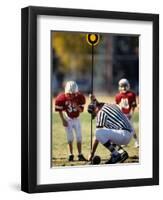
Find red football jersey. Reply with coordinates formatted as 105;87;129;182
55;92;86;118
115;91;137;114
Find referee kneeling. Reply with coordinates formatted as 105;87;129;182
88;96;134;164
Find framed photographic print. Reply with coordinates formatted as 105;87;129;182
21;6;159;193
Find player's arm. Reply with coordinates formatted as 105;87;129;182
55;95;68;127
115;94;119;104
58;111;68;127
75;93;86;113
130;93;137;114
88;138;99;161
76;105;84;112
74;103;84;113
131;103;136;114
115;94;121;105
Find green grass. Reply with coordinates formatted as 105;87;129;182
52;110;139;167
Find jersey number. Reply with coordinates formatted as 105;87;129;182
67;104;77;113
119;98;129;109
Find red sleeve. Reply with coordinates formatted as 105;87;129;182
55;93;65;112
131;92;137;107
76;93;86;112
115;94;121;104
77;93;86;105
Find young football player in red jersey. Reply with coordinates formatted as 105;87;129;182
115;78;139;148
55;81;87;161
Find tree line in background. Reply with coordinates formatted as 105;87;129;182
51;32;139;95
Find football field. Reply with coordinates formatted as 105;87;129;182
52;96;139;167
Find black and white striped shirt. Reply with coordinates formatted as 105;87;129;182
96;103;133;132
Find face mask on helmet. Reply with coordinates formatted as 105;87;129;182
118;79;130;93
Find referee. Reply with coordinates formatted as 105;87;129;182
88;95;134;164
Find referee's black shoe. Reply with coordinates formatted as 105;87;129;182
105;151;128;164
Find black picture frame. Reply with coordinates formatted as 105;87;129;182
21;6;159;193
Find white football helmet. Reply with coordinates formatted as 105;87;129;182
118;78;130;92
65;81;78;94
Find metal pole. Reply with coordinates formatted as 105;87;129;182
90;44;94;151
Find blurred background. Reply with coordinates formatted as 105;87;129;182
51;31;139;97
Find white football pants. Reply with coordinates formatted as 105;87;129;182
96;127;134;145
65;117;82;143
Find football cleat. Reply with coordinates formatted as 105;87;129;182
105;151;129;164
68;154;74;161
